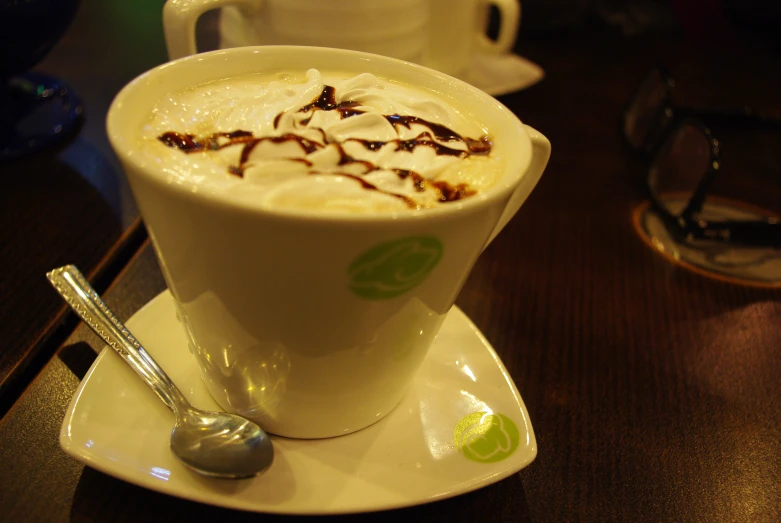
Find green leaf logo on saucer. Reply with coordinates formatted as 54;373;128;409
454;412;520;463
348;236;443;300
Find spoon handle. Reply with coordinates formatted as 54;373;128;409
47;265;187;413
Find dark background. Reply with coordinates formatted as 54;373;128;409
1;1;781;522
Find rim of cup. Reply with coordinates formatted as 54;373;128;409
107;45;532;223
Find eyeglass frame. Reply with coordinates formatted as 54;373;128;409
624;67;781;248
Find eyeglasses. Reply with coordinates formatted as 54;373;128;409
624;68;781;248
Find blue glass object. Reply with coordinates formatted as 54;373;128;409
1;0;83;161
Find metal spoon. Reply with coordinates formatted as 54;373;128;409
47;265;274;479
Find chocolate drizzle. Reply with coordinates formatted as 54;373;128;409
386;115;460;142
314;172;418;209
335;143;375;172
158;85;491;207
239;134;323;164
159;132;200;151
298;85;365;119
158;130;254;152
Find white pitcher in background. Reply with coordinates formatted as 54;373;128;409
164;0;520;78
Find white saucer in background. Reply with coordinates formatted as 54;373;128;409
60;290;536;515
460;52;544;96
218;32;544;98
633;196;781;288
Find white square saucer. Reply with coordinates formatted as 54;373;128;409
61;290;536;515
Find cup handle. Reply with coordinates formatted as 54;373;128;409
484;125;549;248
477;0;521;54
163;0;260;60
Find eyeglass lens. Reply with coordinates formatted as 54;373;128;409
624;69;667;150
648;122;712;217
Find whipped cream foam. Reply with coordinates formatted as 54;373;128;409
141;69;503;213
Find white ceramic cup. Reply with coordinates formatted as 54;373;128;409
163;0;520;77
107;45;549;438
164;0;429;63
425;0;520;77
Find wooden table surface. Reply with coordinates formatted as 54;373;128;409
2;1;781;521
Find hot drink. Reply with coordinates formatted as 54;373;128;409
141;69;504;213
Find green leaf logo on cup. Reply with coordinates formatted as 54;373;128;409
348;236;443;300
454;412;520;463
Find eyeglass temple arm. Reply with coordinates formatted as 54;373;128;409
676;106;781;131
694;218;781;248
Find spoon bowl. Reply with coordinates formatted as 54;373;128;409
47;265;274;479
171;407;273;478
